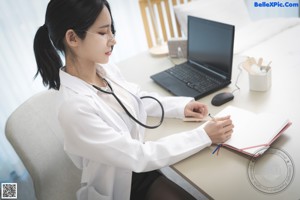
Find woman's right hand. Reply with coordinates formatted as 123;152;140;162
204;116;234;144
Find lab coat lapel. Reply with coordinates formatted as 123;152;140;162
90;91;129;133
96;63;147;140
104;76;147;141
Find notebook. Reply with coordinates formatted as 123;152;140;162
151;16;235;100
205;106;292;157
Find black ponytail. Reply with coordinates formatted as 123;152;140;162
33;24;62;90
33;0;114;90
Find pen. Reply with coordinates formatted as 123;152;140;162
208;113;223;155
208;113;215;121
212;144;222;155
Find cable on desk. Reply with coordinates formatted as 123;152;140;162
231;59;245;95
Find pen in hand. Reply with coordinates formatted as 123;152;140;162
208;113;222;155
212;144;222;155
208;113;215;121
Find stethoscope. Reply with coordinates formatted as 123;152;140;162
92;78;164;129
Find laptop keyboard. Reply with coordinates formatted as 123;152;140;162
166;64;222;93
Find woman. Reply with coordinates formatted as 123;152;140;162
33;0;234;199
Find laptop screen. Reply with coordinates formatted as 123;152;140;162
188;16;235;79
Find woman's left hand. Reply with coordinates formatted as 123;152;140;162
184;101;208;119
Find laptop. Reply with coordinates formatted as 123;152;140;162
150;16;235;100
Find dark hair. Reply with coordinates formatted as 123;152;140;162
33;0;115;90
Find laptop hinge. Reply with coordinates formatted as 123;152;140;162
189;60;227;80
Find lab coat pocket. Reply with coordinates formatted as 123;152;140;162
77;186;111;200
88;186;111;200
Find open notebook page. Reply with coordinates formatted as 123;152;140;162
212;106;290;155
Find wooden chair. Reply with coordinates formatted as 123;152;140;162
139;0;190;48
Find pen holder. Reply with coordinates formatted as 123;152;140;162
168;38;187;58
249;68;272;92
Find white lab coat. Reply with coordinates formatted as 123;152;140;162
58;62;212;200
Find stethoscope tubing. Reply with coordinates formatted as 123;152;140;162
92;79;164;129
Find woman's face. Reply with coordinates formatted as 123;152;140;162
77;6;116;64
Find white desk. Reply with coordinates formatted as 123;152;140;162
117;51;300;200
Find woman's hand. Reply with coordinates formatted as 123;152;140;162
184;101;208;119
204;116;234;144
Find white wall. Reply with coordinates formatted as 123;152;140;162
109;0;148;61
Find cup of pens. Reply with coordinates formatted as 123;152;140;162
243;57;272;92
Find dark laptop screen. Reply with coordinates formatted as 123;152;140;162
188;16;235;79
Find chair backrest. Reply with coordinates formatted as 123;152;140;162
5;90;81;200
139;0;190;48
